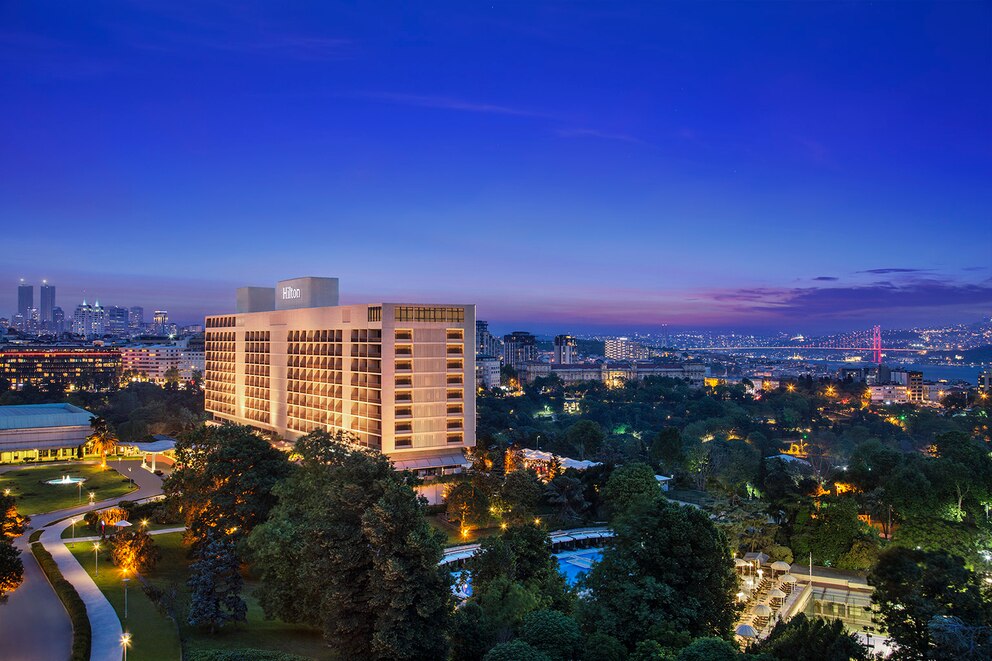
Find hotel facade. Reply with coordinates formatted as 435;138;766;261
205;277;476;474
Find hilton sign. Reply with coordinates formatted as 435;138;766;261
281;286;302;300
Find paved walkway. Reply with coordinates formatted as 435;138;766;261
0;460;164;661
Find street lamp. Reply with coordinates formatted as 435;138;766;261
120;633;132;661
128;467;133;487
122;570;130;619
77;481;83;503
93;543;100;576
88;492;95;506
71;518;79;541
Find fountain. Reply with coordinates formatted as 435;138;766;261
45;474;87;485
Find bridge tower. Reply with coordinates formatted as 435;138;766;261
871;325;882;364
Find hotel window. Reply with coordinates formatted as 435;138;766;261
396;360;413;371
447;404;463;415
447;359;463;370
396;406;412;417
395;329;413;342
395;436;412;448
446;433;463;444
368;306;382;322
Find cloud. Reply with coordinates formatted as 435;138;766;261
555;127;646;145
857;268;931;275
813;276;839;281
356;92;551;118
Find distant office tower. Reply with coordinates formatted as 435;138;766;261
52;307;65;333
128;306;144;329
72;300;106;338
153;310;169;335
106;306;129;336
17;281;33;317
604;337;648;361
553;335;577;364
502;331;537;369
205;276;475;475
39;281;55;324
476;320;502;357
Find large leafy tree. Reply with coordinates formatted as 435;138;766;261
544;475;589;525
187;535;247;633
601;462;658;517
564;420;605;460
446;481;490;528
749;613;866;660
578;496;738;646
165;423;292;549
110;529;160;573
247;430;450;660
869;547;992;660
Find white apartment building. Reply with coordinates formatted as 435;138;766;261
205;277;475;474
476;355;501;389
604;337;648;361
120;345;183;384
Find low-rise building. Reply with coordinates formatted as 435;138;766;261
476;355;501;389
0;346;121;391
0;403;92;463
869;384;909;404
523;361;705;387
119;345;183;384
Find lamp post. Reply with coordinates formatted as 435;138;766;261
88;491;95;506
120;633;131;661
93;543;100;576
122;571;130;619
77;480;83;503
71;518;79;541
128;467;133;487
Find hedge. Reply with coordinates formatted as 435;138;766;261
185;650;310;661
32;543;91;661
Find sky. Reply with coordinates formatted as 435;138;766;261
1;1;990;334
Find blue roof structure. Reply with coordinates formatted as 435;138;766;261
0;403;93;430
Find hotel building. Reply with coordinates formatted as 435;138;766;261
205;277;476;473
0;346;121;391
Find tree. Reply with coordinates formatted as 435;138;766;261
0;494;24;603
450;601;495;661
187;535;247;633
564;420;605;460
650;427;683;471
677;637;740;661
579;496;738;646
580;633;626;661
86;415;118;467
520;610;580;661
247;430;450;659
790;499;869;567
501;470;545;522
750;614;866;660
869;547;992;660
544;475;589;525
601;462;659;518
165;423;292;549
468;523;572;612
484;639;551;661
110;529;160;573
446;481;490;528
163;366;181;386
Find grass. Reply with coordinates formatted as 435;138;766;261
0;464;137;515
71;532;328;660
33;543;91;661
68;540;182;661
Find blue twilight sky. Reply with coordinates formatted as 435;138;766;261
1;1;990;334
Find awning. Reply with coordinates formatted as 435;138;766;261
392;453;470;471
130;439;177;453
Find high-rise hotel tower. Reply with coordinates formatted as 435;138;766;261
205;277;475;473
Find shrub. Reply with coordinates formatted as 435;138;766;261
185;650;310;661
32;544;91;661
484;640;552;661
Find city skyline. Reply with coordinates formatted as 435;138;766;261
2;2;990;332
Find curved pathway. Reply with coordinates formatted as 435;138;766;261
0;460;164;661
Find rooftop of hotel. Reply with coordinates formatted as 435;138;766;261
0;403;93;430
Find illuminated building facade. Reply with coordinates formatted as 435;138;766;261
604;337;649;361
523;361;706;387
502;331;537;369
553;334;576;364
205;277;476;473
119;345;183;384
0;347;121;391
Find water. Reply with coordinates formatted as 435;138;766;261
814;360;981;385
44;475;86;485
451;547;604;598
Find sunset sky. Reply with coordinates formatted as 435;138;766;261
2;2;990;333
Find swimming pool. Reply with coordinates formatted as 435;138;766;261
451;547;604;598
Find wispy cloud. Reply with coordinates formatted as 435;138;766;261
857;268;931;275
555;127;647;145
356;92;551;118
813;276;838;281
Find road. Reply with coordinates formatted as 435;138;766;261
0;460;164;661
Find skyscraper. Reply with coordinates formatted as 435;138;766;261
17;280;32;317
553;334;576;364
39;281;55;324
128;306;144;329
72;300;106;338
153;310;168;335
502;331;537;369
106;306;129;336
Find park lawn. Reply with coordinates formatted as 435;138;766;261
1;464;137;515
148;533;328;660
68;540;183;661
